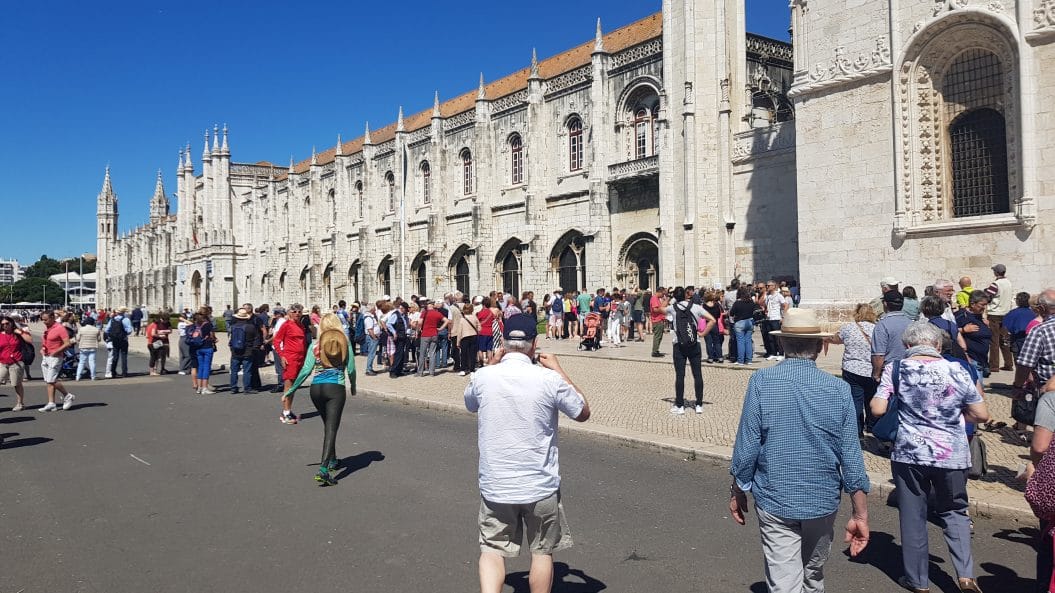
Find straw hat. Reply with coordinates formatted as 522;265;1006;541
768;309;833;338
318;329;348;368
233;308;252;320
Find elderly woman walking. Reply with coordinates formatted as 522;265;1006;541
870;322;990;593
827;303;877;436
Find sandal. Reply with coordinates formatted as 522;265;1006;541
982;421;1007;432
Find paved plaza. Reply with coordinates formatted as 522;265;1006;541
0;351;1038;593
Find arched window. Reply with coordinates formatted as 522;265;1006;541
420;161;431;204
501;251;519;297
385;171;395;212
415;262;427;295
326;189;336;231
510;134;524;185
454;257;470;295
634;108;653;159
567;118;583;171
943;50;1009;217
378;257;392;296
461;149;474;195
355;180;364;219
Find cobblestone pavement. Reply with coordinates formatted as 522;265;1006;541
92;326;1035;518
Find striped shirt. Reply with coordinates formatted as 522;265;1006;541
1018;316;1055;383
730;358;870;520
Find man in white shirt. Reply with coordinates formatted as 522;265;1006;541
762;282;789;360
464;314;590;593
984;263;1015;371
362;304;380;376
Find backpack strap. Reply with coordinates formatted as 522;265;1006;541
892;359;901;401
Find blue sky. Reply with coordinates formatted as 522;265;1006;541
0;0;790;265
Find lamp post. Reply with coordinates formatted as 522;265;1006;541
64;260;69;308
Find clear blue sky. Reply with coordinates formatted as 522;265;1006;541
0;0;790;265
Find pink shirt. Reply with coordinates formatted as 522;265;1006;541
42;323;68;356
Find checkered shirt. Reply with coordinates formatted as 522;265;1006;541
730;358;870;520
1018;316;1055;383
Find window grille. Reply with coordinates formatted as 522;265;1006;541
461;150;474;195
421;162;431;204
385;172;395;212
510;135;523;185
942;49;1009;217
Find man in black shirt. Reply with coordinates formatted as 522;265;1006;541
229;308;262;394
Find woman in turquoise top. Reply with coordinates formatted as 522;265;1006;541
286;314;356;485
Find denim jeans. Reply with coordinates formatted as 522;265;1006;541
365;335;379;371
734;319;754;364
195;348;215;381
437;331;450;367
704;329;723;361
230;355;253;392
841;369;878;434
762;319;783;356
77;349;96;380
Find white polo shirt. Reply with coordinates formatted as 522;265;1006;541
464;353;585;504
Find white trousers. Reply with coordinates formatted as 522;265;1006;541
607;319;621;345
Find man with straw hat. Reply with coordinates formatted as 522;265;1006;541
729;308;871;593
285;313;356;486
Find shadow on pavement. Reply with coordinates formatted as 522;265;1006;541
505;562;606;593
978;561;1036;592
334;450;385;482
0;432;53;450
846;530;958;593
0;416;35;424
300;410;321;420
67;402;108;412
992;526;1041;547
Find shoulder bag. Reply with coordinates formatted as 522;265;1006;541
872;360;901;442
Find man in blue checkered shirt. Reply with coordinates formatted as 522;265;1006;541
729;308;870;593
1014;288;1055;390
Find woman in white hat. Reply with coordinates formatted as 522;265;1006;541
285;313;356;486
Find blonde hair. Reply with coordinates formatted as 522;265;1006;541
318;313;344;334
852;303;877;323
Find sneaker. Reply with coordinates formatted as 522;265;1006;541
200;388;216;395
733;362;744;366
695;405;703;415
12;403;24;412
774;355;785;361
365;370;377;376
231;389;241;394
280;411;299;425
105;374;113;379
314;467;337;486
40;402;57;412
458;371;467;376
178;371;187;375
62;394;75;411
670;406;685;415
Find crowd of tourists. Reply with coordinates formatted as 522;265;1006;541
2;265;1054;593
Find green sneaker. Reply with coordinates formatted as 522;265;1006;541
314;467;337;486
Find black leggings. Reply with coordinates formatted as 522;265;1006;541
310;382;347;466
673;341;704;408
459;336;478;373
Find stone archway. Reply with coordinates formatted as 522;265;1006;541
549;230;587;294
410;251;429;297
618;232;660;290
494;238;524;297
377;256;393;297
190;270;202;310
448;245;472;296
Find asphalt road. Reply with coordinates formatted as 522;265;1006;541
0;364;1041;593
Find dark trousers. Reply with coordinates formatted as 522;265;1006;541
562;314;576;339
704;330;723;361
673;341;704;408
1039;520;1054;593
761;319;783;356
179;337;193;372
727;330;738;360
250;348;265;390
842;369;878;434
451;338;461;371
390;338;408;377
230;355;253;392
110;342;129;376
309;382;346;466
459;336;479;373
892;462;973;588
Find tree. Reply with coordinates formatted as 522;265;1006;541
7;277;64;304
23;255;63;279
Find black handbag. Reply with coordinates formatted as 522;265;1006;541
1012;392;1038;425
19;336;35;365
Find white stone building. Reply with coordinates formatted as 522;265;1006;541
97;3;802;312
792;0;1054;317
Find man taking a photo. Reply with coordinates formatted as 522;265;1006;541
464;313;590;593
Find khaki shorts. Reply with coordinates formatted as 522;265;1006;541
41;356;62;384
478;490;572;557
0;361;25;386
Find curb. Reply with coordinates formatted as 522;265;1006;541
355;386;1035;523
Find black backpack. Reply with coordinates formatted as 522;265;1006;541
107;316;128;345
393;314;407;340
673;302;698;346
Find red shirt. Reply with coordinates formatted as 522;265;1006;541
42;322;69;356
419;308;445;338
650;295;666;323
0;332;24;364
274;317;307;360
477;308;495;336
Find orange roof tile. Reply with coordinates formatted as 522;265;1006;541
278;12;661;180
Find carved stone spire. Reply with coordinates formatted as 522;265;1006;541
477;72;486;100
221;124;229;155
184;144;192;171
432;91;441;117
212;124;220;153
311;146;318;166
178;148;184;172
594;17;605;52
202;130;211;161
364;121;372;145
101;165;114;198
396;106;405;132
150;169;168;221
336;133;343;156
288;155;295;175
529;48;540;79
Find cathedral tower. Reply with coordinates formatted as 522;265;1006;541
96;166;118;308
149;169;169;224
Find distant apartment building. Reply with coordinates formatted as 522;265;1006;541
0;259;23;285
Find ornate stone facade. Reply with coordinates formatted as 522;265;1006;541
793;0;1054;318
97;3;799;311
